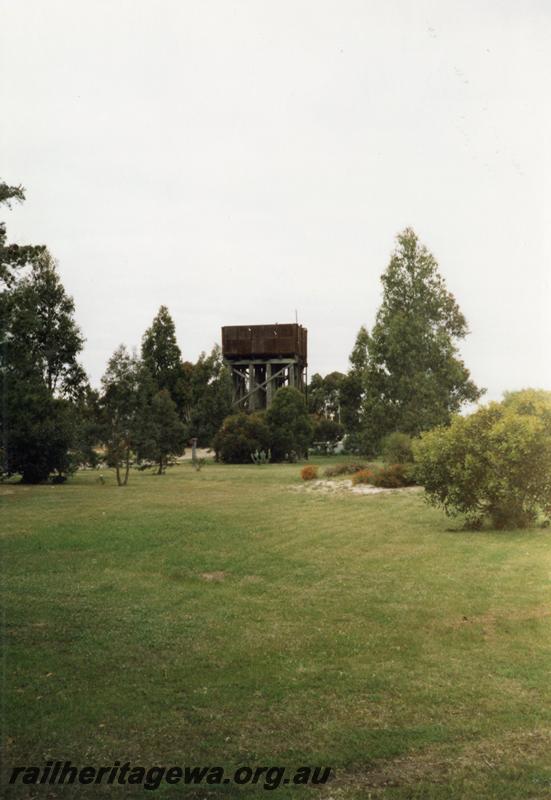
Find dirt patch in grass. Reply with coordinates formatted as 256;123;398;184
200;571;228;582
449;605;551;629
445;605;551;641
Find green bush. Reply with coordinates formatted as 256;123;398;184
413;390;551;529
213;412;271;464
266;387;313;462
381;432;414;464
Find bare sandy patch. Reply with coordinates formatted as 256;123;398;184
290;479;422;496
200;571;227;582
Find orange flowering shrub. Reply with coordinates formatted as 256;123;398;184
300;465;319;481
351;469;375;485
352;464;414;487
371;463;412;488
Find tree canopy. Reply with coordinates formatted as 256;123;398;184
266;387;313;461
135;388;187;474
1;208;86;482
355;228;483;452
7;251;85;397
0;181;45;288
99;346;141;486
141;305;183;399
307;371;345;419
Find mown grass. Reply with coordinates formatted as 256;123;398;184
2;459;551;798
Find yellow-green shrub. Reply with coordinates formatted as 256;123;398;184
413;389;551;529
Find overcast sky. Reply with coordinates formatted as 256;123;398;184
2;0;550;401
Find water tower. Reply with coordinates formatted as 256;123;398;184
221;323;307;410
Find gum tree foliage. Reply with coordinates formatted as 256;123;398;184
413;390;551;529
266;387;313;462
0;181;46;289
311;416;345;445
1;238;86;482
185;345;233;446
72;386;102;468
140;308;232;444
101;345;187;480
135;388;187;475
141;305;185;403
340;326;370;434
307;371;345;419
3;378;77;484
99;346;142;486
356;229;482;453
310;416;345;455
7;251;86;396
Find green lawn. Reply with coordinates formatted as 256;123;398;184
2;460;551;798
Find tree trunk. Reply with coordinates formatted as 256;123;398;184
115;463;122;486
157;455;163;475
123;450;130;485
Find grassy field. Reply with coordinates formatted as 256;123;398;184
2;459;551;799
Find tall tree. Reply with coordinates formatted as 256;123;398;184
135;388;187;474
7;250;86;396
141;306;183;400
186;345;232;446
358;228;483;452
99;346;141;486
2;248;86;481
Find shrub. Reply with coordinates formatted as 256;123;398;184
266;387;313;462
301;465;319;481
213;412;271;464
251;449;270;465
352;463;413;488
352;468;376;485
324;463;366;477
413;390;551;529
371;463;413;488
381;432;414;464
